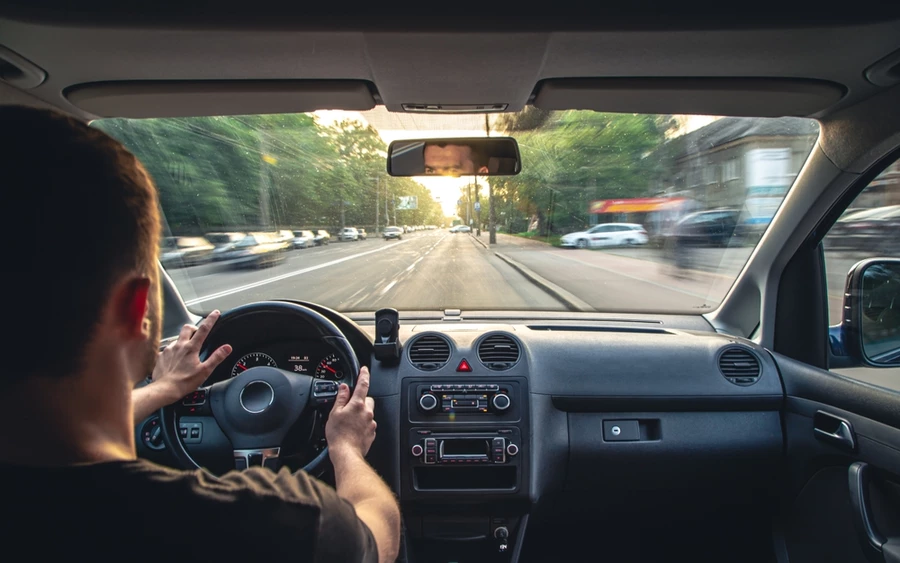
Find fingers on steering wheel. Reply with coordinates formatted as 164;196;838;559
190;310;220;348
178;323;197;342
351;367;370;402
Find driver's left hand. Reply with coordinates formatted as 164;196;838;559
151;310;232;400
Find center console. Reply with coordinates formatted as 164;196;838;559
400;377;529;562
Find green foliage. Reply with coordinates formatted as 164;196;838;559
94;114;445;235
487;111;676;235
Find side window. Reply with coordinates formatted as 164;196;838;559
824;158;900;371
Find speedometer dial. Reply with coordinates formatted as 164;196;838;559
315;354;344;380
231;352;277;377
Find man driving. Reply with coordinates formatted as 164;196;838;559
423;142;490;176
0;106;400;563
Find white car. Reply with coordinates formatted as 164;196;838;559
560;223;649;249
339;227;359;241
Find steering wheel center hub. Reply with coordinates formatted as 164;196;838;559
240;380;275;413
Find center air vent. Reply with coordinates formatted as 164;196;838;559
718;347;761;386
477;334;521;370
408;334;451;371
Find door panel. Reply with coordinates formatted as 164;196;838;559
774;352;900;563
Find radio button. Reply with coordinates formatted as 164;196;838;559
411;444;423;457
419;393;439;412
492;437;506;463
492;393;511;411
424;438;437;464
506;443;519;456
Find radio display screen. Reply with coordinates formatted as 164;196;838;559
442;439;490;457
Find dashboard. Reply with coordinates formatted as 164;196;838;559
136;305;788;562
210;341;350;383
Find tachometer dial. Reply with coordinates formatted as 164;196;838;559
231;352;277;377
315;354;344;380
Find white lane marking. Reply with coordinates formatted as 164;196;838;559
380;280;397;295
185;238;413;306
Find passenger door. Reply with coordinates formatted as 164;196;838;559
774;156;900;563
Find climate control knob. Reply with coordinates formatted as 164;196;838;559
411;444;423;457
419;393;439;412
492;393;511;411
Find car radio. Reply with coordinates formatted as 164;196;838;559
408;429;521;465
415;383;512;415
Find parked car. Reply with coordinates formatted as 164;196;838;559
667;209;739;247
292;230;315;249
357;228;367;240
827;204;900;253
206;232;246;261
452;225;471;233
225;232;288;269
275;229;295;248
383;226;403;240
314;230;331;245
560;223;649;249
339;227;359;241
159;236;215;268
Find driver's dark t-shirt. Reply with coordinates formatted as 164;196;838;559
0;459;378;562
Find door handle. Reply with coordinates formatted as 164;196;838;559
813;410;857;451
848;462;900;563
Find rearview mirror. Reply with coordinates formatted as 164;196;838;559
832;258;900;366
387;137;521;177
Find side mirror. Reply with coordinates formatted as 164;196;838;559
831;258;900;367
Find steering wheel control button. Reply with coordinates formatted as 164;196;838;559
182;389;208;406
492;437;507;463
313;380;339;405
603;420;640;442
423;438;437;464
506;443;519;456
179;422;203;444
492;393;511;411
411;444;424;457
419;393;439;412
239;380;275;414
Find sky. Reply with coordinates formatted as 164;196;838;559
315;109;720;217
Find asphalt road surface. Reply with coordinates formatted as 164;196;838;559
168;229;872;320
168;230;561;313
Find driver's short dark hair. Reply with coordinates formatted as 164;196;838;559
1;106;160;381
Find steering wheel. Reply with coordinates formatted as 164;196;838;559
160;301;360;474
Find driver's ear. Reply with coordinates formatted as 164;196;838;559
110;275;151;339
477;166;489;174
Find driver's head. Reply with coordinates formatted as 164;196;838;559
424;143;489;176
2;106;162;388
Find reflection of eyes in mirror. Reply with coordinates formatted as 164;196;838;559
423;143;490;177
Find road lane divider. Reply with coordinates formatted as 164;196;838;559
185;238;413;306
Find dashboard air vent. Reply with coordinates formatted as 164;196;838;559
718;347;761;386
477;334;521;370
408;335;451;371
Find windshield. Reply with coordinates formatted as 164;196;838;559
94;109;818;315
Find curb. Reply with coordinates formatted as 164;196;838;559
469;233;489;249
494;252;593;312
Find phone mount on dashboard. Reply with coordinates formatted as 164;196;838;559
374;308;401;364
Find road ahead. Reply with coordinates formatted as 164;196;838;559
168;230;561;313
167;229;866;321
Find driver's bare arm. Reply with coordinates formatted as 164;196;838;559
325;367;401;563
132;311;232;424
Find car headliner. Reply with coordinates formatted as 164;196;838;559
0;5;898;121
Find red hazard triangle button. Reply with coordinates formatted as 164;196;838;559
456;359;473;372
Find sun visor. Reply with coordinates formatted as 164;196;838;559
65;80;377;118
532;78;846;117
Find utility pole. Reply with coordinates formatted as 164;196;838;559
257;132;272;229
466;184;471;226
375;176;380;235
485;114;496;244
475;182;481;236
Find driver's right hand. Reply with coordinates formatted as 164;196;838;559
325;367;377;460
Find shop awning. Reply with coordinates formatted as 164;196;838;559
589;197;687;214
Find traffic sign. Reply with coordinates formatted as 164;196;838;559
474;202;481;212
